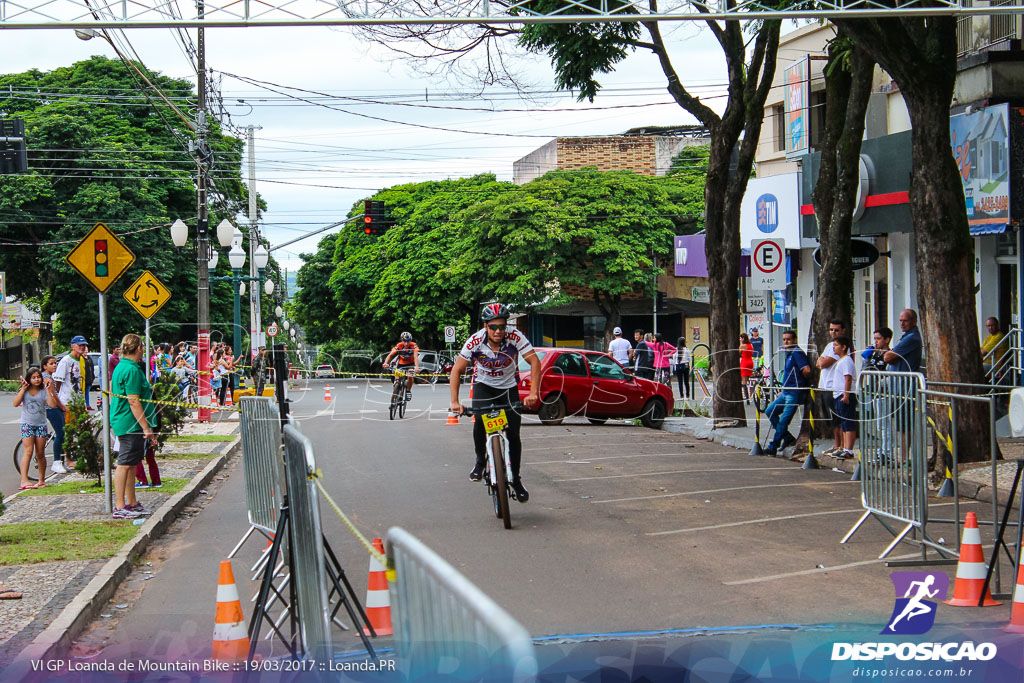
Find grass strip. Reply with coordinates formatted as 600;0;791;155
21;478;188;497
156;451;217;460
0;520;138;565
166;434;235;443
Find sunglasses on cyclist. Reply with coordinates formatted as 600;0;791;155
487;324;507;331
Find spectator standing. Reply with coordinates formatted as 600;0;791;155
749;328;764;364
764;330;811;455
981;317;1009;375
674;337;691;399
817;320;847;457
634;331;654;380
224;345;236;400
607;327;632;366
652;332;677;384
884;309;923;373
739;333;754;404
81;346;95;411
831;336;858;459
15;366;56;489
156;344;173;378
860;328;893;459
108;347;121;388
40;355;67;475
52;336;86;473
110;334;156;519
251;345;268;396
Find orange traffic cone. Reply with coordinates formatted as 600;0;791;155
212;560;250;661
1005;545;1024;632
225;390;233;407
446;411;459;425
945;512;1002;607
362;538;393;636
323;385;332;402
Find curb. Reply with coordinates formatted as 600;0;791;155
663;419;1016;512
6;435;241;671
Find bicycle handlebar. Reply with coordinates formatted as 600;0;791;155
461;402;523;416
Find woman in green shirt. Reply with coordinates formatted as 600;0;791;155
110;334;157;520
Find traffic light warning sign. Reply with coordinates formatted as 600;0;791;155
66;223;136;293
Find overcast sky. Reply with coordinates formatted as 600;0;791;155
0;23;738;274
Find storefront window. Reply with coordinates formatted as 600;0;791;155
997;230;1017;258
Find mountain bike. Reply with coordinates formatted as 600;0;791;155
750;363;778;413
12;432;55;483
388;367;411;420
463;402;522;530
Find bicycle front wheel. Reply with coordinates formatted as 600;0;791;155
752;384;771;413
491;437;512;529
389;382;401;420
13;437;54;483
399;395;407;419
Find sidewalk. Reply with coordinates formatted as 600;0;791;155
0;412;241;669
664;398;1024;509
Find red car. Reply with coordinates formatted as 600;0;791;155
516;347;674;429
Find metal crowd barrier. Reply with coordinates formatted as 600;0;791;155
283;424;333;661
386;527;537;682
229;396;286;562
844;370;941;560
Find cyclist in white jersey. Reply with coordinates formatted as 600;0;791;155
450;303;541;502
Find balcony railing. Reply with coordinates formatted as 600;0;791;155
957;0;1022;55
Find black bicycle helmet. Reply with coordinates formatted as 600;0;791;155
481;303;510;322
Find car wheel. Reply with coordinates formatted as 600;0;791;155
640;399;666;429
587;417;608;425
537;395;567;426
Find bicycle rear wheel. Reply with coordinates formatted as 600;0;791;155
12;437;54;483
491;437;512;529
399;394;407;419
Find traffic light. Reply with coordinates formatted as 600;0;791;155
94;239;109;277
656;291;667;312
363;200;387;235
0;119;27;175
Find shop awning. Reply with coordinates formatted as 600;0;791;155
970;223;1008;236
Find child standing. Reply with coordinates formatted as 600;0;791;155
831;336;858;459
15;366;56;489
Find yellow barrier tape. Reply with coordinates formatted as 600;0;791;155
808;388;816;458
926;415;954;454
101;389;241;412
326;371;449;378
308;471;393;579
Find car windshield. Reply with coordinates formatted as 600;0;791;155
517;351;545;372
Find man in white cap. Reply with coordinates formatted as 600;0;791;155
608;326;632;366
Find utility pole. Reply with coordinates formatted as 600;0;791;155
247;125;262;364
195;1;211;422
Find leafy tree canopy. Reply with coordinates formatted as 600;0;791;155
292;167;704;349
0;56;274;349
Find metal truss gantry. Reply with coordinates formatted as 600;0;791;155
1;0;1023;29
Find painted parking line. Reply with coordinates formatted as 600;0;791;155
554;466;797;482
524;440;694;452
648;508;864;536
531;451;737;465
723;552;923;585
593;480;858;504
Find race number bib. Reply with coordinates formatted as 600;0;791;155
482;410;509;434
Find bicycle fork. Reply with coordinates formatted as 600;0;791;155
485;433;513;491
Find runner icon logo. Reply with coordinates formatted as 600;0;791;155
881;571;949;635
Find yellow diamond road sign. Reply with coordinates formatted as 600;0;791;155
124;270;172;320
66;222;136;293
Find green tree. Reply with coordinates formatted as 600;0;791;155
0;56;257;349
460;169;698;340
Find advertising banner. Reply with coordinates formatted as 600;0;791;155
785;56;809;158
740;173;802;248
674;234;708;277
951;103;1011;234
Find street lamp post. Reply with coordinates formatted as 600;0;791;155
211;225;268;393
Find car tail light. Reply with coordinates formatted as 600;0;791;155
520;376;531;389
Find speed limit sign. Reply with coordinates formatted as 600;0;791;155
444;326;456;343
267;324;279;338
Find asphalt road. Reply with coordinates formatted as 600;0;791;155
67;378;1005;666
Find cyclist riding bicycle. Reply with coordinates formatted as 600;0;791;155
383;332;421;401
449;303;541;503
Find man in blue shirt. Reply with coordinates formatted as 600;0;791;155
884;309;922;373
764;330;811;455
749;328;764;363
